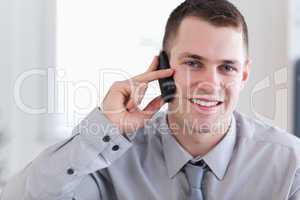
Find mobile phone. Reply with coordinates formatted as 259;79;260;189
158;51;176;103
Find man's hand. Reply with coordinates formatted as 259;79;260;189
101;56;175;135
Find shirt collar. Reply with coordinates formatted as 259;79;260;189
196;116;237;180
158;111;237;180
155;111;192;178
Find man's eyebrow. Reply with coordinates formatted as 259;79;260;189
178;52;241;65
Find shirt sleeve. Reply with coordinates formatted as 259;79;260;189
289;169;300;200
1;107;133;200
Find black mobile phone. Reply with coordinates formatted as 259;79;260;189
158;51;176;103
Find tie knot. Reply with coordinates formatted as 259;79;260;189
190;160;206;167
184;161;205;188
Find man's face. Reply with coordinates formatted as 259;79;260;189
168;16;250;134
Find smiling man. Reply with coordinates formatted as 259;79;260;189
166;14;250;158
2;0;300;200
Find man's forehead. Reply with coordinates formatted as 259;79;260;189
177;17;243;44
170;17;246;63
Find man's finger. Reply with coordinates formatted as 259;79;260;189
133;68;174;83
142;95;166;116
125;83;148;110
146;56;159;72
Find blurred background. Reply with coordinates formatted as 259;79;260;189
0;0;300;191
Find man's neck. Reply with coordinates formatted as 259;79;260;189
166;113;232;157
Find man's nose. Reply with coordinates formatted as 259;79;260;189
197;68;221;93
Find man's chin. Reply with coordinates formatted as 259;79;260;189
183;117;214;129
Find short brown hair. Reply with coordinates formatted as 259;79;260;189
162;0;249;57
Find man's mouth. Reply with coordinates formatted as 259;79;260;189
188;97;224;110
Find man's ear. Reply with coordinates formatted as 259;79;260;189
241;58;252;90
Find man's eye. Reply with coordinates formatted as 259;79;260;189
220;64;237;73
184;60;202;69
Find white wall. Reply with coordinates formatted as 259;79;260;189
0;0;56;185
231;0;293;131
0;0;13;187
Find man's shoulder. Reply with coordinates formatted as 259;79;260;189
234;110;300;153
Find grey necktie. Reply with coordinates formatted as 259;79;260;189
184;160;206;200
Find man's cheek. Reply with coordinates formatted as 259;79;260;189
223;84;240;107
175;80;190;96
224;79;243;95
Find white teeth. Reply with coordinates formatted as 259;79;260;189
190;98;220;107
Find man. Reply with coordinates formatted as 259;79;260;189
2;0;300;199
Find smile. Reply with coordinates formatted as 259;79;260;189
189;98;223;111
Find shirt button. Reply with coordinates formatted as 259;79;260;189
112;145;119;151
67;168;75;175
102;135;111;142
